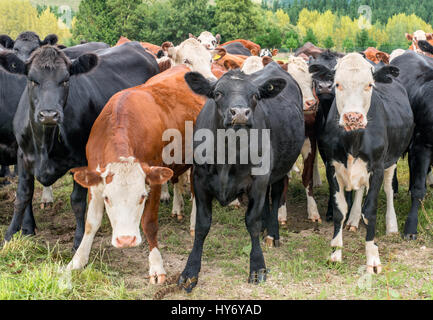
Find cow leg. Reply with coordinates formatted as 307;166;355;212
178;185;213;293
246;179;268;284
345;187;364;232
67;187;104;270
5;155;35;242
384;164;398;234
265;179;284;247
329;165;348;263
171;182;184;221
325;163;335;222
302;137;320;222
141;184;166;285
190;196;197;237
405;141;432;239
313;149;322;187
262;186;271;240
160;182;170;202
362;168;384;274
392;168;399;195
277;175;288;225
70;180;87;250
40;186;54;209
21;204;36;235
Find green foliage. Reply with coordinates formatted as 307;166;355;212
323;35;334;49
342;37;354;52
255;27;282;49
304;28;318;45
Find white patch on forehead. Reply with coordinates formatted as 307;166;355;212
230;75;243;80
413;30;427;41
286;56;315;103
332;155;370;191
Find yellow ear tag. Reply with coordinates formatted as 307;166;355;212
213;54;221;61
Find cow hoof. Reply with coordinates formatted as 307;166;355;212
403;234;417;241
264;237;280;248
150;273;166;285
326;214;333;222
330;249;342;262
178;274;198;293
190;230;195;237
366;264;382;274
177;215;184;221
278;220;287;226
309;217;322;223
171;213;176;219
40;202;53;210
346;225;357;232
248;268;268;284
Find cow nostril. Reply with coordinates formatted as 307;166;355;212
245;109;250;116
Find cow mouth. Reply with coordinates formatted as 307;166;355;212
343;122;366;131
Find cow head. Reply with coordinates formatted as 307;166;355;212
286;56;317;112
72;157;173;248
259;49;278;58
167;38;217;80
190;31;221;50
308;50;342;100
334;53;399;132
0;46;98;126
240;56;263;74
0;31;58;61
406;30;433;54
185;70;286;129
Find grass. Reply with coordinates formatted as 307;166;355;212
0;156;432;300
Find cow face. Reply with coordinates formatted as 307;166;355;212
406;30;433;54
308;51;340;100
0;46;98;126
334;53;399;131
73;158;173;248
259;49;278;58
286;56;316;111
191;31;221;50
185;70;286;128
168;38;217;81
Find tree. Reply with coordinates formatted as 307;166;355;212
0;0;39;38
304;28;318;45
323;36;334;49
213;0;262;41
342;37;354;52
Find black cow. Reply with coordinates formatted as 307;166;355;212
0;42;159;249
178;62;304;292
222;42;252;56
390;41;433;239
320;53;414;273
62;42;110;60
0;32;58;61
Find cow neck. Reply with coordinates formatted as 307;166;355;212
29;117;62;155
341;129;365;159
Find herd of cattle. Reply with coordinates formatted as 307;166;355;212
0;28;433;292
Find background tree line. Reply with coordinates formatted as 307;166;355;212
1;0;433;54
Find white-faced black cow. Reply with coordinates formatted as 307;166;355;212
320;53;414;273
178;62;304;292
390;41;433;239
0;42;159;249
0;31;58;61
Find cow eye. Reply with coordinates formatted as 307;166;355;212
61;80;69;87
198;39;202;43
214;91;223;101
139;194;146;204
183;59;191;65
335;83;342;90
30;80;39;87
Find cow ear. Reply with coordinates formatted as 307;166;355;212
41;34;58;46
144;166;173;186
189;33;196;39
0;52;26;74
223;59;240;70
212;47;226;61
405;33;413;41
258;78;286;100
70;53;98;76
262;56;273;67
373;65;399;83
418;40;433;55
71;167;102;188
427;33;433;40
250;48;259;56
309;64;334;81
272;49;279;56
57;44;67;50
0;35;15;49
376;52;389;64
185;72;214;98
161;41;173;52
215;34;221;44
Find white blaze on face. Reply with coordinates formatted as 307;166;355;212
241;56;264;75
285;56;316;110
260;49;272;57
334;53;374;130
389;49;406;62
168;38;216;80
197;31;218;50
99;157;149;248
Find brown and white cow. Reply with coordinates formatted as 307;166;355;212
406;30;433;57
67;66;206;284
189;31;221;50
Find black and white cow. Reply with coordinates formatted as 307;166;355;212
0;32;58;61
320;53;414;273
390;41;433;239
0;42;159;249
178;62;304;291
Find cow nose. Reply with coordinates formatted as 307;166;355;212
304;99;317;111
115;236;137;248
342;112;365;131
38;110;60;125
230;107;251;125
318;82;333;92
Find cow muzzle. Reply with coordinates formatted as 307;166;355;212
342;112;366;131
115;235;138;248
38;110;61;126
229;107;251;126
304;99;317;113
